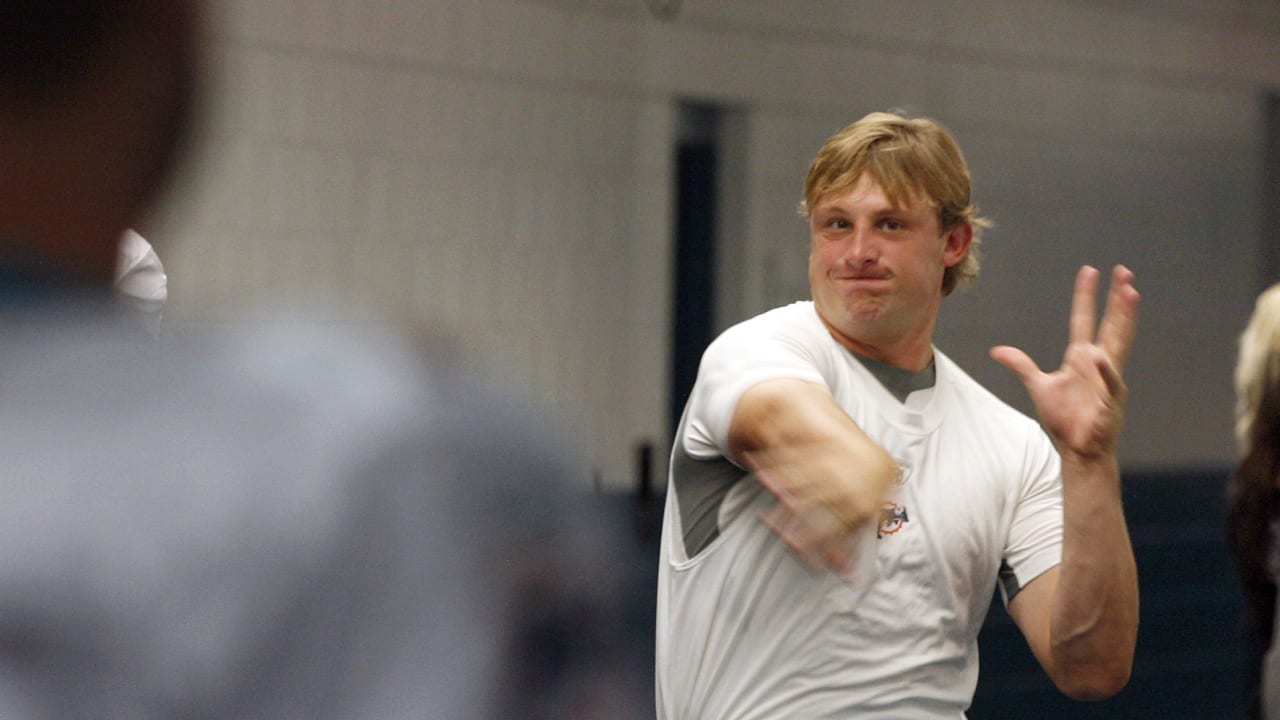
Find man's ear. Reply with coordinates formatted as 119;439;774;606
941;221;973;267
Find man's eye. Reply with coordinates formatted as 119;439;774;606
827;218;851;229
880;219;904;231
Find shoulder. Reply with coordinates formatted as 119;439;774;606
729;300;821;333
696;301;838;383
711;301;827;353
143;320;437;459
935;349;1044;438
176;318;576;478
933;352;1060;494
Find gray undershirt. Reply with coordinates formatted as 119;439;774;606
848;352;936;403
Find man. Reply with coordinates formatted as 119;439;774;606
0;3;645;718
656;111;1139;718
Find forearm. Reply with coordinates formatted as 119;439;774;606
996;264;1140;699
729;379;898;545
1049;453;1139;698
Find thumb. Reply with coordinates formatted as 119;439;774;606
989;345;1042;385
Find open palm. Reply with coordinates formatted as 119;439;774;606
990;265;1140;461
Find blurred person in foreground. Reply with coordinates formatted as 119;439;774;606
1228;282;1280;719
656;111;1140;718
0;2;645;718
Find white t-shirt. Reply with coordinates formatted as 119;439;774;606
656;301;1062;720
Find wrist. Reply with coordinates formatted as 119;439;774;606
1058;452;1122;498
1058;449;1118;471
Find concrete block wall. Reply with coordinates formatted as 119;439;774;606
150;0;1280;487
154;0;674;488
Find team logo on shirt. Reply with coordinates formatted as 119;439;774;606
878;501;909;537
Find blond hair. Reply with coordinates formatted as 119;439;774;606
799;111;990;295
1235;283;1280;455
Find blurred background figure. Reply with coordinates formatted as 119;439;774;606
0;1;647;718
1228;282;1280;720
114;229;168;336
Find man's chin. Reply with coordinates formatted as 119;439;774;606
842;297;888;323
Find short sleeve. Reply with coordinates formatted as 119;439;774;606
682;307;828;459
998;432;1063;605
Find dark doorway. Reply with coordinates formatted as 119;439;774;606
670;102;723;436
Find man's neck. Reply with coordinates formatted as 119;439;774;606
814;306;936;371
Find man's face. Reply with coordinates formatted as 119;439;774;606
807;172;968;366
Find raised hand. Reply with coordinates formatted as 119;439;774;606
989;265;1140;462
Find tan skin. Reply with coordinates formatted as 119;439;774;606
993;264;1140;698
730;173;1139;699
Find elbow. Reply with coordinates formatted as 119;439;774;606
1054;661;1132;701
1048;611;1138;701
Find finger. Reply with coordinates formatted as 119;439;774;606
1095;350;1127;400
762;500;858;572
760;505;826;571
1069;265;1101;345
1096;264;1140;373
819;536;855;573
753;465;823;516
753;466;800;507
989;345;1043;386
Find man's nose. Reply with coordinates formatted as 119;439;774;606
842;226;877;265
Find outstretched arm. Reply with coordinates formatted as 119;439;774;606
990;265;1140;700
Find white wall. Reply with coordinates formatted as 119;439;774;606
151;0;1280;487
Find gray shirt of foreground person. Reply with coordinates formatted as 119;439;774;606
0;302;645;720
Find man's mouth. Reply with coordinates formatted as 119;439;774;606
835;272;891;282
